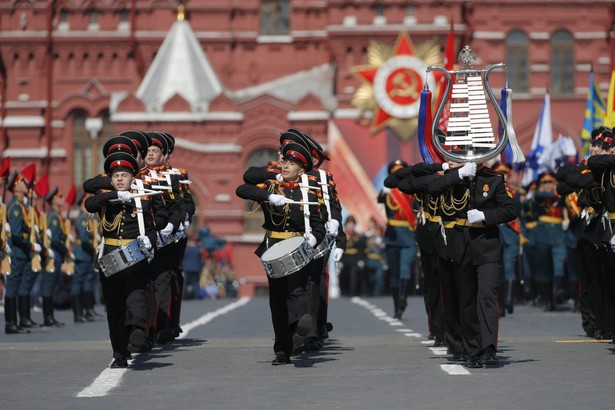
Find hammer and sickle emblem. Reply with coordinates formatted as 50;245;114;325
388;71;419;99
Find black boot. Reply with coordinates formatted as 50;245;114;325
81;293;96;321
18;295;40;328
506;280;515;314
542;281;555;312
72;295;87;323
5;297;30;334
498;280;507;317
397;280;408;320
391;287;400;319
42;296;64;327
553;276;565;305
85;291;102;316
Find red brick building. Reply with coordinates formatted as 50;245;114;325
1;1;613;295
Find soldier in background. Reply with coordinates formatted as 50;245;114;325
72;192;98;322
42;188;69;327
4;167;36;334
378;159;417;320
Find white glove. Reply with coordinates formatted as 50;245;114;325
304;233;317;248
381;187;392;195
69;234;75;242
441;162;450;171
562;220;570;231
4;223;10;234
137;235;152;251
46;228;52;239
326;220;339;236
332;248;343;262
33;243;42;253
268;194;293;206
184;214;190;229
70;252;75;260
3;243;11;255
178;222;185;232
275;173;284;182
48;249;55;260
467;209;486;224
34;225;40;235
160;222;174;236
116;191;133;203
458;162;477;179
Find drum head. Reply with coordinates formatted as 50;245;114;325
261;236;305;262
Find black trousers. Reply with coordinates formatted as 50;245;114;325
267;267;310;356
454;251;500;357
171;237;188;329
99;260;150;357
577;239;598;333
306;255;327;338
439;256;464;355
150;246;176;334
421;249;444;338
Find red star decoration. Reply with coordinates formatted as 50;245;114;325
353;32;418;131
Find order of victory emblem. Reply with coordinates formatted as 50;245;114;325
352;32;440;140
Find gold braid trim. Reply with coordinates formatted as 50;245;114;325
385;194;400;211
101;209;124;235
440;186;469;216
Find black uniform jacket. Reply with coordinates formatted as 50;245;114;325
418;165;518;264
236;178;326;257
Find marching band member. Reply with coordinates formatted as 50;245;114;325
85;152;167;368
236;142;325;365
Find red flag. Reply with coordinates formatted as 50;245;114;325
20;163;37;187
65;183;76;206
0;156;10;178
34;174;49;198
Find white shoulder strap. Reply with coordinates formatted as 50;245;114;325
300;174;311;235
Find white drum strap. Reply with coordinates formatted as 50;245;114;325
319;169;332;224
133;179;146;236
300;174;311;235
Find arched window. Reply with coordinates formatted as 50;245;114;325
551;30;574;94
72;111;107;191
260;0;290;35
243;147;278;233
506;30;529;93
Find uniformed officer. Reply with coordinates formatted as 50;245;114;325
4;168;35;334
85;152;164;368
38;187;70;327
236;142;326;365
419;161;517;367
378;159;418;320
524;172;566;311
72;192;98;322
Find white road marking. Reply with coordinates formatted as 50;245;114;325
76;297;251;398
441;364;471;375
351;297;471;376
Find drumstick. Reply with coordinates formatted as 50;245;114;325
265;200;319;205
109;191;163;203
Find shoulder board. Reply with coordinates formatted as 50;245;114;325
256;183;267;189
482;168;502;177
580;169;591;174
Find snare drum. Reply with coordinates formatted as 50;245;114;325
261;236;314;279
98;240;149;277
313;234;334;259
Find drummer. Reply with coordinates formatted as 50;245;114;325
85;151;165;368
236;142;326;365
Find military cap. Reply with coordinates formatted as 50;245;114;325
387;159;408;174
281;142;313;172
76;192;89;206
103;135;139;158
288;128;331;162
160;132;175;154
44;187;60;204
492;162;512;174
146;131;169;156
7;170;20;192
104;152;140;176
537;171;557;184
119;130;151;158
592;129;614;149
